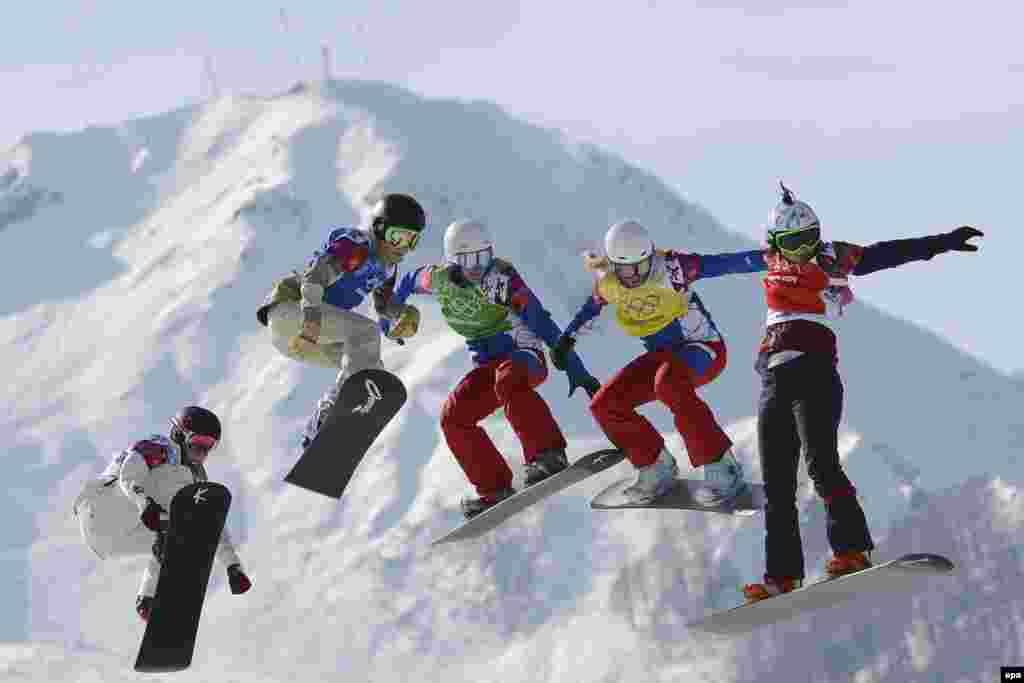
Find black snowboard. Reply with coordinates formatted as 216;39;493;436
135;482;231;673
285;368;406;499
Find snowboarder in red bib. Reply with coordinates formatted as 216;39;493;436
743;183;983;602
553;220;767;503
385;220;600;519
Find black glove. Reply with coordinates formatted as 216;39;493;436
140;498;165;532
227;564;252;595
550;335;576;372
449;265;472;288
568;372;602;399
943;226;983;252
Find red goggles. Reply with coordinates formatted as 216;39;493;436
185;433;218;451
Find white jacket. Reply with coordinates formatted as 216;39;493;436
75;435;243;571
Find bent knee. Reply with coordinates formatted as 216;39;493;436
589;390;617;419
440;396;462;429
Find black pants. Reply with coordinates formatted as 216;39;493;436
756;352;874;580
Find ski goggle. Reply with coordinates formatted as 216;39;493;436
383;226;421;250
452;247;493;273
184;432;218;452
770;226;821;261
612;258;652;288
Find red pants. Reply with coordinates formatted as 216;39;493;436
589;341;731;468
440;351;567;496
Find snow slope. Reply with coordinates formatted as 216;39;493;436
2;79;1020;682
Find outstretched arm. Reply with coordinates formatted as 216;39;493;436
562;293;607;338
509;279;562;348
508;268;601;397
851;227;983;275
214;525;243;569
676;249;767;282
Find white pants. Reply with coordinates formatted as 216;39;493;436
268;301;384;399
74;464;197;597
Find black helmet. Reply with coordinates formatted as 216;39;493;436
370;193;426;241
169;406;222;453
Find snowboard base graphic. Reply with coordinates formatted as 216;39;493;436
285;369;406;498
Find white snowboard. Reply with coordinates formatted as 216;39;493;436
591;477;765;515
687;553;955;635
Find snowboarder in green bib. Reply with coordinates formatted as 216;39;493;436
384;220;600;519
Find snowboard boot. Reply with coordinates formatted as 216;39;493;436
523;448;569;487
622;449;679;503
742;576;803;603
695;448;748;506
460;487;516;520
136;595;155;622
825;550;872;578
300;389;340;449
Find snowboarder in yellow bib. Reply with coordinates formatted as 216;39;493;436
554;220;767;504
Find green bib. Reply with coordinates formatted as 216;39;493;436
431;266;513;340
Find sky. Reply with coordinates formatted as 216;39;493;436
3;0;1021;373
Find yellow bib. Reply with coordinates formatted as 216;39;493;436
596;266;688;337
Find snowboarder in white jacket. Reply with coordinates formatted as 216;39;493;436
73;406;252;621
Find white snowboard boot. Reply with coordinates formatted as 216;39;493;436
301;385;341;449
696;448;747;506
623;448;679;503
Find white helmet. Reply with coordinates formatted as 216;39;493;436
604;220;655;288
766;182;822;261
769;182;820;234
605;220;653;264
444;220;494;277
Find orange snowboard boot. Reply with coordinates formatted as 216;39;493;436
742;576;802;603
824;550;872;578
